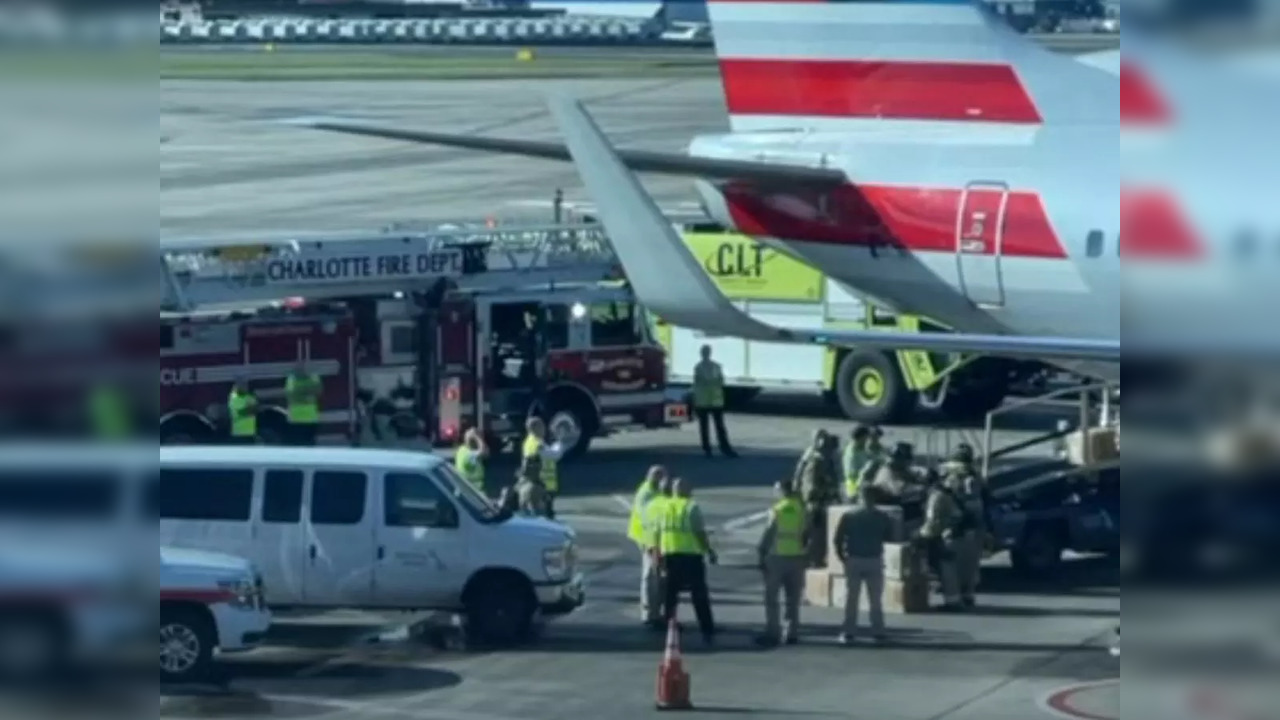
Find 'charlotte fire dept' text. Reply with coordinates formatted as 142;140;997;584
265;252;462;283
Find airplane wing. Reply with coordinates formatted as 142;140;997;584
545;97;1120;364
300;108;1119;363
300;119;846;186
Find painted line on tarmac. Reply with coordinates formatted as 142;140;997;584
610;493;633;511
1038;679;1119;720
721;510;770;532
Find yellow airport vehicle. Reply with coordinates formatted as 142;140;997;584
651;224;1045;425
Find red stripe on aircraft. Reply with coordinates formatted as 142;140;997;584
719;58;1044;124
1120;190;1201;260
1120;62;1170;125
721;183;1067;259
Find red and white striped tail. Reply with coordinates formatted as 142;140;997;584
706;0;1108;132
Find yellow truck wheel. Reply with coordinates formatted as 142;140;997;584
834;350;916;425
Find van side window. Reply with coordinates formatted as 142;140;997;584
262;470;304;523
311;471;366;525
0;470;121;520
385;473;456;528
157;468;252;521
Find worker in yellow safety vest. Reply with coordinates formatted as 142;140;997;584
285;360;322;446
655;478;718;646
88;383;132;440
520;416;564;519
227;379;259;444
842;425;885;502
455;428;490;496
756;480;808;646
627;465;669;628
692;344;737;458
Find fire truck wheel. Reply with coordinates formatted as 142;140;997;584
540;392;598;460
834;350;916;425
159;417;216;445
256;411;291;446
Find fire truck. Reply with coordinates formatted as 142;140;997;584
159;221;687;457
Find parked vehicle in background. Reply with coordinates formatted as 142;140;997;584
0;445;270;683
653;223;1049;425
159;221;687;457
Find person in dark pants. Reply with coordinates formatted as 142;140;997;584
692;345;737;458
656;478;719;646
285;360;322;447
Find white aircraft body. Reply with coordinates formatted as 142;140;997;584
301;0;1280;383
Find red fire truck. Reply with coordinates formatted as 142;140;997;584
159;222;687;456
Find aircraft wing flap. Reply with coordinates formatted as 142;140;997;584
548;96;1121;364
301;120;846;186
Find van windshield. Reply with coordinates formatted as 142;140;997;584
431;463;500;522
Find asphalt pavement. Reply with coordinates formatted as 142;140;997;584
158;393;1124;720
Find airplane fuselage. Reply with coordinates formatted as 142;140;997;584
689;115;1280;380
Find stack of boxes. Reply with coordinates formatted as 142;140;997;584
803;504;931;613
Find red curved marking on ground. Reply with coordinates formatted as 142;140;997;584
1042;680;1119;720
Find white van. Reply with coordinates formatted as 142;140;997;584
0;444;271;682
157;446;585;644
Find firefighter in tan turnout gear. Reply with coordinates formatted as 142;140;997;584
793;429;840;568
939;444;985;607
916;471;965;611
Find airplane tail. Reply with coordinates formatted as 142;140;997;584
706;0;1115;132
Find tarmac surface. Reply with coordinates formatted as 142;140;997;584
153;393;1124;720
161;74;726;235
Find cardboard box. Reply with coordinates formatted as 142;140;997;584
825;505;907;566
1067;427;1119;465
804;568;840;607
883;542;924;582
831;574;930;614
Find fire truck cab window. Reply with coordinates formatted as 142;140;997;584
389;325;416;356
489;302;541;389
156;468;252;521
542;303;571;350
311;471;366;525
590;302;641;347
262;469;303;524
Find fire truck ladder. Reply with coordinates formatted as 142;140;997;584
161;222;620;311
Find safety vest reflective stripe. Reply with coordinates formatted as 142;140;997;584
627;483;656;546
522;434;559;492
228;390;257;436
285;373;321;424
772;499;806;556
659;498;702;556
455;446;485;490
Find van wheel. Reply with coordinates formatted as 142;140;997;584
464;573;536;647
0;609;68;681
835;350;915;425
159;606;215;683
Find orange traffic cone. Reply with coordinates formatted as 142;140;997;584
655;619;692;710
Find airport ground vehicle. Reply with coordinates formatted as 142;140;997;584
159;221;686;456
985;457;1120;576
0;445;270;683
653;224;1049;424
157;445;585;646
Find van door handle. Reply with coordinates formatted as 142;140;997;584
377;546;385;560
309;544;317;560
